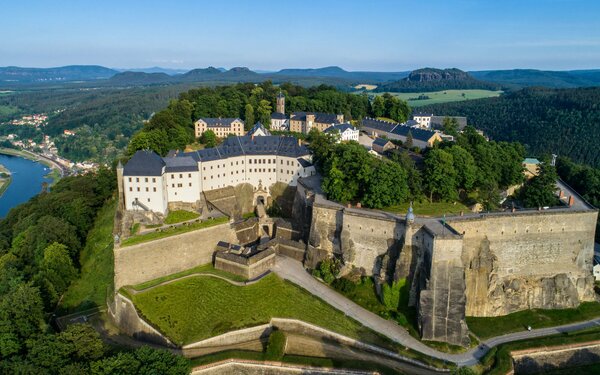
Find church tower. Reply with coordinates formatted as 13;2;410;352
276;91;285;114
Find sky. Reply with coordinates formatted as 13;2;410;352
2;0;599;71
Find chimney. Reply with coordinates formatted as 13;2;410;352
298;138;301;146
559;190;564;199
568;196;575;207
356;202;362;208
347;203;351;208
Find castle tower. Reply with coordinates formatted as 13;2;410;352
276;91;285;114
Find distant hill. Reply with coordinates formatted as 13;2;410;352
108;71;173;85
273;66;410;83
0;65;118;83
419;86;600;168
470;69;600;89
376;68;500;92
116;67;189;75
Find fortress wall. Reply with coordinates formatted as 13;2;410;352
340;211;405;275
447;210;598;317
114;223;237;289
308;204;343;253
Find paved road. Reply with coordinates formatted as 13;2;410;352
273;255;600;366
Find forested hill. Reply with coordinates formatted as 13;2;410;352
375;68;501;92
420;87;600;167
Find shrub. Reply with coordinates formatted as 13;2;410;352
381;280;403;309
332;277;357;294
318;257;341;284
264;330;286;361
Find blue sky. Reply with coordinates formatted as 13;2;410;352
2;0;599;71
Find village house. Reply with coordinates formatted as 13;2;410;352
289;112;344;134
194;118;245;138
324;123;359;142
371;137;395;154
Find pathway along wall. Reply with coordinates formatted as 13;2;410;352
114;222;237;289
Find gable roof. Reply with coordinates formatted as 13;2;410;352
179;135;310;162
373;137;392;147
324;123;355;134
523;158;540;165
361;117;397;132
164;156;198;172
291;112;340;124
197;118;243;127
390;124;438;142
271;112;288;120
247;122;271;136
123;150;165;176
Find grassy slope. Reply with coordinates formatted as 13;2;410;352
132;272;380;345
120;216;229;247
467;302;600;339
164;209;200;224
129;263;246;291
383;200;469;217
58;199;116;314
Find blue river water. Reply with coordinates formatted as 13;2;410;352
0;153;53;218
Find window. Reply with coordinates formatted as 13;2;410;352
137;187;140;192
152;178;156;183
179;174;183;178
145;178;148;182
188;173;191;178
128;177;132;182
153;187;156;192
136;178;139;182
129;187;132;191
172;184;175;188
177;183;182;187
189;183;192;187
147;198;150;202
171;174;174;179
145;187;149;192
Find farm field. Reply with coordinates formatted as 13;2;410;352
363;89;503;107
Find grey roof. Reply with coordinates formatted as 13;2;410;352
413;112;434;117
247;122;272;136
179;135;309;162
123;150;165;176
430;116;467;130
291;112;340;124
324;123;355;134
271;112;288;120
297;158;312;168
373;137;392;147
405;119;420;127
164;156;198;172
197;117;243;128
390;124;437;142
361;117;398;132
277;92;285;99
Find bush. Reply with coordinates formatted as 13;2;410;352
318;257;341;284
264;330;286;361
332;277;357;294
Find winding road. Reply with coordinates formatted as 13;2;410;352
273;255;600;366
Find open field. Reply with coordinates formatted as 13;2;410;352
59;199;116;314
467;302;600;339
354;84;378;90
366;89;502;107
383;200;470;217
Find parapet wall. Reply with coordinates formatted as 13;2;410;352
114;222;237;289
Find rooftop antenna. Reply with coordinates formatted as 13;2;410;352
551;153;557;166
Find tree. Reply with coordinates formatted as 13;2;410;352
519;163;559;208
447;146;477;191
363;161;409;209
35;242;78;306
244;104;254;129
405;131;413;149
199;129;217;148
424;149;458;201
372;96;385;118
442;117;459;137
256;99;272;126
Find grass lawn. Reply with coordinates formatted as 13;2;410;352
131;273;376;345
374;89;502;107
164;209;200;224
467;302;600;339
59;199;116;314
383;200;469;217
190;350;398;375
120;216;229;247
129;263;246;291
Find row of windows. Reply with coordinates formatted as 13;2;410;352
171;183;193;188
130;187;157;192
171;173;193;179
128;177;157;183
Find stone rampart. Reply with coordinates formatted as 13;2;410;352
114;222;237;289
448;209;598;317
512;341;600;374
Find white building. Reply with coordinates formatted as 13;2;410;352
121;136;316;215
324;123;359;142
247;122;271;137
270;113;289;131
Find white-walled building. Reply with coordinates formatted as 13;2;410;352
121;135;316;214
324;123;359;142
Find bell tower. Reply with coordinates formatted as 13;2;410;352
276;91;285;114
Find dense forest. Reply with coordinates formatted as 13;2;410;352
0;170;190;373
309;127;525;209
0;85;189;162
420;87;600;168
128;81;410;157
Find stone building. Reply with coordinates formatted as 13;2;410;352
361;117;442;149
372;137;395;154
195;117;245;138
119;135;316;215
270;92;289;131
290;112;344;134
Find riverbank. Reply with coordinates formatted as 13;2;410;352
0;148;63;186
0;163;12;197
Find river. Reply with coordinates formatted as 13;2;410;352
0;153;53;217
